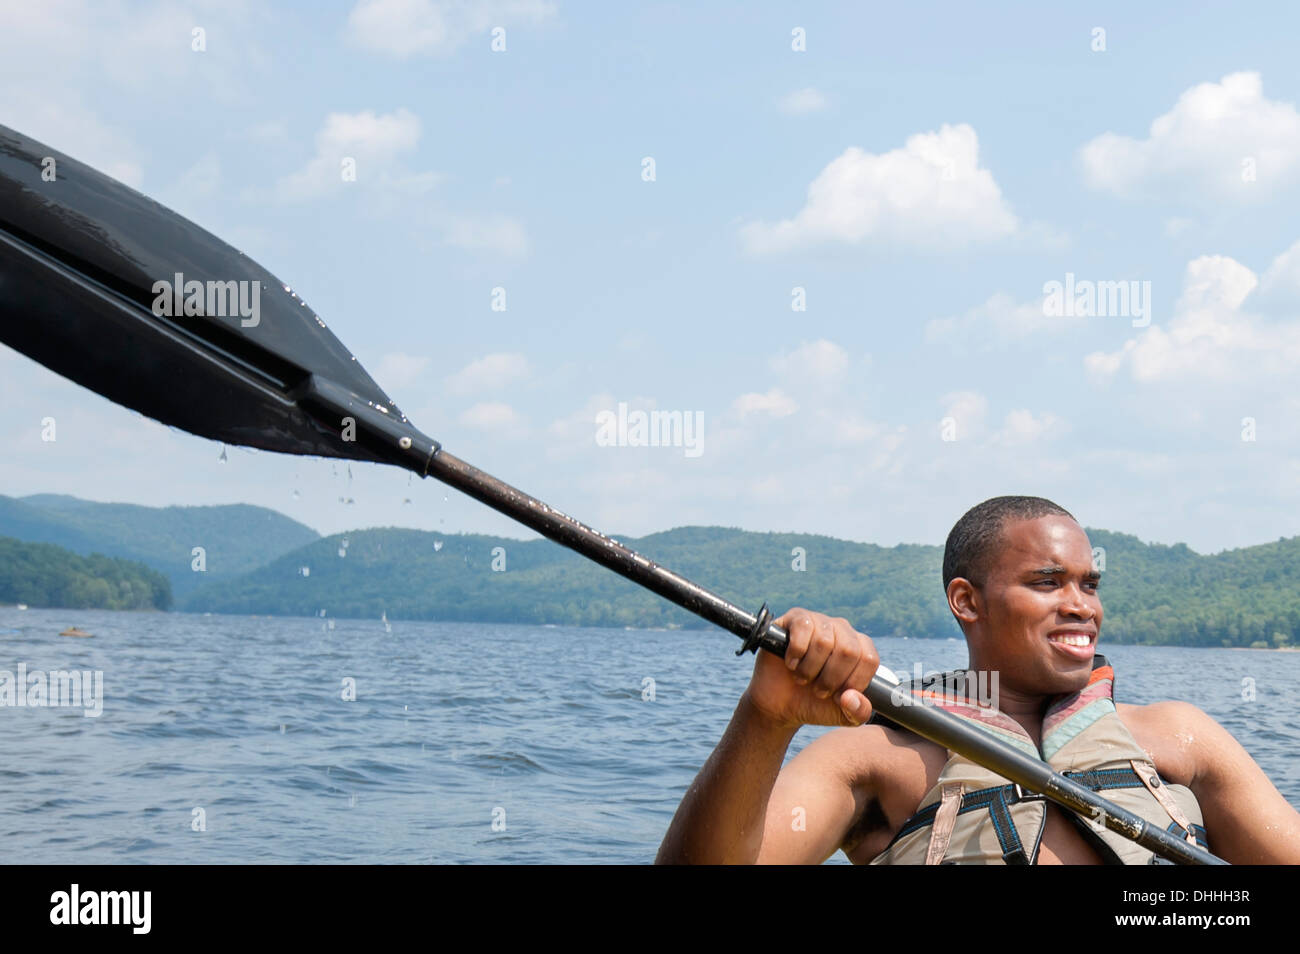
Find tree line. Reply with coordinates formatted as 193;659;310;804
0;535;172;610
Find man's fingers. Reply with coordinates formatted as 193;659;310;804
840;636;881;696
813;641;858;699
793;617;835;685
770;610;879;728
838;688;873;726
778;610;815;673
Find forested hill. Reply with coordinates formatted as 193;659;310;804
181;524;1300;648
0;536;172;610
0;494;318;597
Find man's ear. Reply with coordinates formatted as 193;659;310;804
947;578;981;629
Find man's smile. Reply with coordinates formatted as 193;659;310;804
1047;627;1097;660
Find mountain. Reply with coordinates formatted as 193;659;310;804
0;535;171;610
179;523;1300;648
0;494;319;597
6;495;1296;648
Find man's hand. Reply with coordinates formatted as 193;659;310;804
743;608;879;730
656;606;881;863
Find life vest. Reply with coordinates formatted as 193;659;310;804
867;655;1207;865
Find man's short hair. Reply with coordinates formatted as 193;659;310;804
942;495;1076;593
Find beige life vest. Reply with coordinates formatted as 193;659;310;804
868;655;1206;865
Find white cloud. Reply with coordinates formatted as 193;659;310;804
1080;72;1300;200
777;87;828;115
1258;238;1300;304
1179;254;1257;311
740;124;1019;254
277;108;431;201
925;291;1071;343
728;339;884;446
2;100;146;188
158;153;222;220
1083;253;1300;382
940;390;988;437
732;389;798;418
273;111;523;251
172;153;221;197
459;401;523;430
545;392;615;452
346;0;556;59
447;352;529;394
770;339;851;382
245;120;289;144
375;353;432;389
442;215;529;256
818;407;880;446
0;2;269;192
993;410;1065;446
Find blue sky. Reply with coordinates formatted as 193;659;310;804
3;1;1300;555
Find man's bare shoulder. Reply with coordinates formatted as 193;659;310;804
1115;699;1208;786
801;720;942;778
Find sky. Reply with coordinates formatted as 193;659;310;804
3;0;1300;555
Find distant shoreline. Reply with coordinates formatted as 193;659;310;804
3;604;1299;651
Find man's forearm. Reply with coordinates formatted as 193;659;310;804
655;693;799;864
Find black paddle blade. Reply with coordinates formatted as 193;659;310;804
0;123;433;469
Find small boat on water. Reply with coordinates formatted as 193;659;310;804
60;627;93;638
16;604;28;610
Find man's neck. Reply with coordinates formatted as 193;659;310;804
993;688;1053;748
963;661;1056;747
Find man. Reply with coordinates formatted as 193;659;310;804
656;496;1300;864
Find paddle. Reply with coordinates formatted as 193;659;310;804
0;124;1225;865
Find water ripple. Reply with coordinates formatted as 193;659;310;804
0;608;1296;863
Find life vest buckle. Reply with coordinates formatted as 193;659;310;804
1010;783;1046;804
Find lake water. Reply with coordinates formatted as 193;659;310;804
1;608;1296;864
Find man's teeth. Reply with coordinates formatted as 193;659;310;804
1050;634;1091;647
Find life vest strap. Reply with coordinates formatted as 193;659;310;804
888;766;1157;863
1129;758;1198;842
924;784;963;865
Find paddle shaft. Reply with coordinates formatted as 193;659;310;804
408;439;1227;866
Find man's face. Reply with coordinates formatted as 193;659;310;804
969;514;1103;697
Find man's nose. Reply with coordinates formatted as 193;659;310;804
1059;584;1095;617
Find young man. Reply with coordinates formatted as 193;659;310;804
656;496;1300;864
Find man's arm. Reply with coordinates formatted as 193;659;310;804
655;609;879;864
1166;702;1300;864
753;724;883;863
